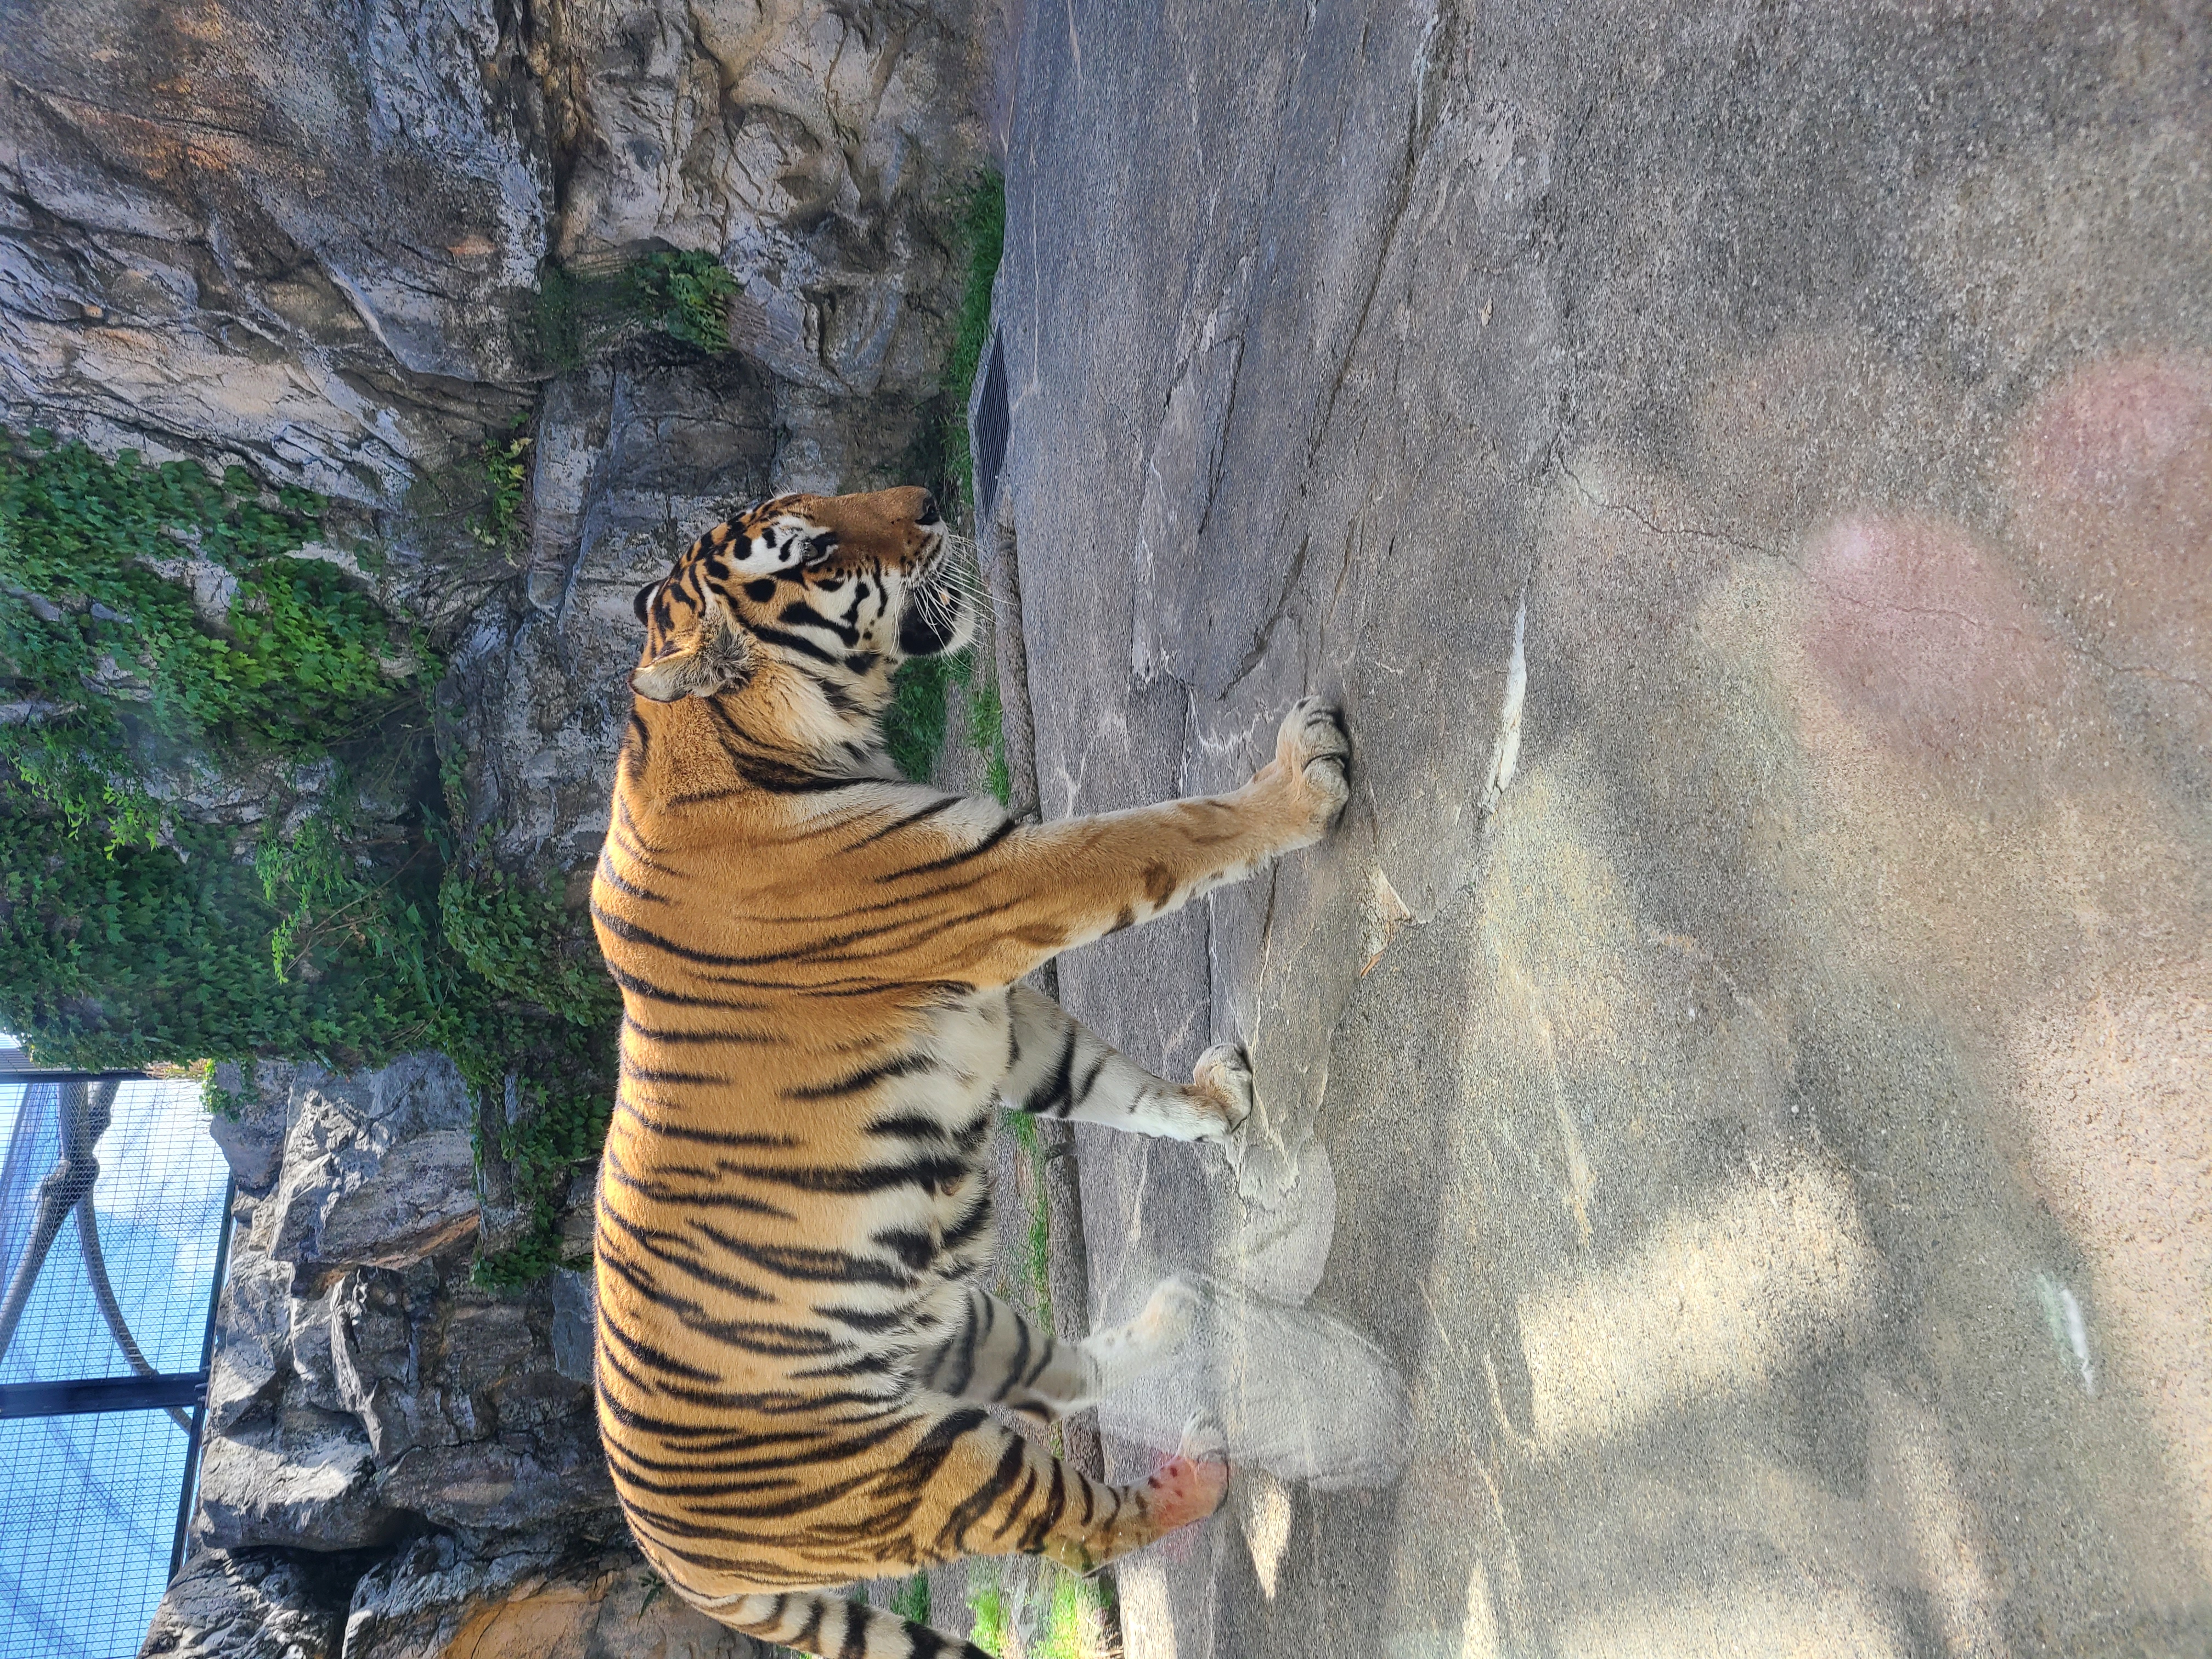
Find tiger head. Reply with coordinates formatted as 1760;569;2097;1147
628;485;975;748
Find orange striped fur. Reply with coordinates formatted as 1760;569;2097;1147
591;486;1351;1658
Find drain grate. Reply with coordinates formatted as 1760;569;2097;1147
972;330;1010;520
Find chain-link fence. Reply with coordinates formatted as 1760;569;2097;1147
0;1074;235;1659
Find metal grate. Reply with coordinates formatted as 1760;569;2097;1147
973;330;1011;521
0;1078;234;1659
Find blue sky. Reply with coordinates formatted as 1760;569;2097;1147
0;1079;232;1659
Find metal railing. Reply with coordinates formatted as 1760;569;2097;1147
0;1071;235;1659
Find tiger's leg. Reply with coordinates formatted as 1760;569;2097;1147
892;1405;1228;1575
1000;984;1251;1142
913;1279;1200;1418
907;698;1352;990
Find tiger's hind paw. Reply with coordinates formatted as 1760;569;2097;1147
1145;1410;1230;1532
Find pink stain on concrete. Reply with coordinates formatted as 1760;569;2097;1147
1799;511;2080;774
2006;353;2212;754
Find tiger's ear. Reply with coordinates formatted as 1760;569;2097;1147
630;600;752;702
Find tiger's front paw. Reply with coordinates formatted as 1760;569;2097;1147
1267;696;1351;840
1189;1042;1255;1137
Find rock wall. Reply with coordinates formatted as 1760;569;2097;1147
4;0;1002;875
153;1052;755;1656
10;2;1014;1652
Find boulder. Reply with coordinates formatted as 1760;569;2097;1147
267;1056;480;1273
138;1548;363;1659
206;1062;296;1197
195;1404;405;1553
341;1535;749;1659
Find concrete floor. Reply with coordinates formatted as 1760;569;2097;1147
980;2;2212;1654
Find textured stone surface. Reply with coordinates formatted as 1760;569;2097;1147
267;1056;479;1273
341;1534;753;1659
0;0;987;510
195;1403;403;1554
4;0;997;879
0;0;545;500
206;1062;295;1197
442;346;780;873
990;2;2212;1655
193;1050;616;1557
138;1548;362;1659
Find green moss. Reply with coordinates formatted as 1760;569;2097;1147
940;173;1007;514
525;250;738;373
0;434;621;1286
889;1576;930;1626
1002;1109;1053;1324
963;1565;1113;1659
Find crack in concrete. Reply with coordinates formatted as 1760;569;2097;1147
1554;449;1785;561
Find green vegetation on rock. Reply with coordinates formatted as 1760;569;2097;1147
964;1564;1114;1659
941;172;1007;512
882;170;1011;788
0;434;613;1285
528;249;742;373
472;422;534;551
0;431;417;847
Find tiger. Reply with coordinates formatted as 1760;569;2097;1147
590;483;1352;1659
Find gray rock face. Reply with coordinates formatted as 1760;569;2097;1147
548;1267;596;1386
267;1057;480;1273
1;0;987;520
138;1548;359;1659
0;0;546;502
443;347;778;872
13;1;1002;1653
206;1063;295;1198
195;1401;403;1554
194;1049;614;1559
4;0;995;878
991;2;2212;1655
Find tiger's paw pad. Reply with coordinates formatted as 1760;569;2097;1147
1146;1418;1229;1531
1189;1043;1254;1135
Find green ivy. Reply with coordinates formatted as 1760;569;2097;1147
889;1577;930;1627
0;816;432;1073
634;252;741;354
0;433;620;1286
0;431;420;845
527;250;739;373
